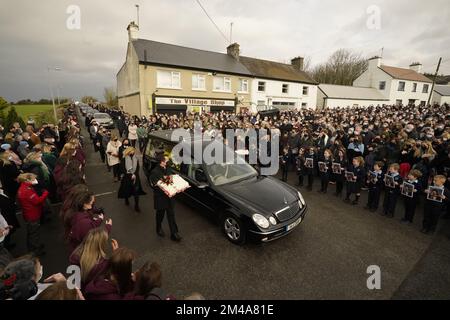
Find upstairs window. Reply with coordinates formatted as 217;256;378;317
157;70;181;89
258;81;266;92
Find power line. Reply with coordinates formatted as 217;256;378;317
195;0;230;44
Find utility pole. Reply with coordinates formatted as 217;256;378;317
427;57;442;106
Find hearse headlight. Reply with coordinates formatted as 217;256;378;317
269;216;277;226
252;214;270;229
298;191;305;206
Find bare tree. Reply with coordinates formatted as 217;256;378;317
307;49;368;85
103;87;118;107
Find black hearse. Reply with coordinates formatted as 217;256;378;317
142;130;307;245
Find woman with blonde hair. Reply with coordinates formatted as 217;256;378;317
42;144;58;173
70;227;117;289
106;135;122;182
59;143;76;158
69;138;86;167
22;152;50;190
118;147;145;212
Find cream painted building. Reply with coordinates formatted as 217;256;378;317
117;22;253;116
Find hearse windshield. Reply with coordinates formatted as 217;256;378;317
205;162;258;186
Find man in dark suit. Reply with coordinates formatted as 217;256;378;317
149;153;182;242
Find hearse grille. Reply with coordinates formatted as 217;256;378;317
275;202;300;222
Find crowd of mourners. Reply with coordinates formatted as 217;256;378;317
94;102;450;236
0;105;202;300
1;101;449;300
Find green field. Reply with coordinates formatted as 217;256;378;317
6;104;54;121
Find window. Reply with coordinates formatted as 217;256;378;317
257;100;265;106
423;84;429;93
213;76;231;92
157;70;181;89
412;83;417;92
282;84;289;94
398;81;405;92
379;81;386;90
396;99;402;105
301;103;307;108
272;101;296;110
258;81;266;92
420;101;426;106
302;86;309;95
238;79;249;93
192;74;206;90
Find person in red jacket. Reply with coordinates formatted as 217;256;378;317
17;173;49;256
67;192;112;254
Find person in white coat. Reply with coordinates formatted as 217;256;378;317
106;135;122;182
128;122;138;149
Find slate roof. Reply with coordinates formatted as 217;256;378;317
132;39;252;76
434;85;450;96
239;56;317;84
380;65;432;83
318;84;389;100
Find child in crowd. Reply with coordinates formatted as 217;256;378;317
365;161;385;212
333;148;346;197
318;149;333;194
422;175;450;234
382;163;403;218
304;147;317;191
279;146;289;182
344;156;366;205
400;169;422;224
16;173;49;256
296;148;306;187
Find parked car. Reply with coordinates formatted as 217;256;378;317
92;112;114;129
142;130;307;245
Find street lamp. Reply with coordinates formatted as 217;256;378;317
47;67;62;123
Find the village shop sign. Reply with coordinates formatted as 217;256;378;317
156;97;235;107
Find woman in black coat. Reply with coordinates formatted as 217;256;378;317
118;147;146;212
0;155;20;199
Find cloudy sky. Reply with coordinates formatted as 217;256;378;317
0;0;449;102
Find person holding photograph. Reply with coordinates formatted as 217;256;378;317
365;161;385;212
422;175;450;234
382;163;403;218
344;156;366;205
304;147;317;191
401;169;422;224
333;148;347;197
318;149;333;194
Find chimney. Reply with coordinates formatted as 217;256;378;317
291;57;304;71
227;43;240;61
409;62;423;74
368;56;382;71
127;21;139;42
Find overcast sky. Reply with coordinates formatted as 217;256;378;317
0;0;449;102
